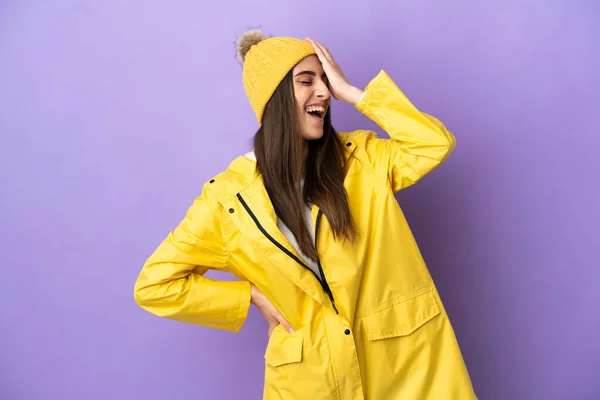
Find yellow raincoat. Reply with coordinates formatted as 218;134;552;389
134;70;477;399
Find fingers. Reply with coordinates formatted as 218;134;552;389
267;318;293;337
252;285;294;336
307;38;337;67
271;307;293;333
277;317;294;333
306;37;333;66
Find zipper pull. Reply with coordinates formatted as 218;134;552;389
326;288;339;314
331;299;339;314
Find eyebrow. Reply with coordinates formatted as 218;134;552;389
294;70;327;79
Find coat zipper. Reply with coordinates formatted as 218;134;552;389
236;193;339;314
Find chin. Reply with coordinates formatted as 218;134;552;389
303;130;324;140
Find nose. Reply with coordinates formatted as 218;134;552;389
315;80;331;99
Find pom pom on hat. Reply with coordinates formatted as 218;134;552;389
236;28;269;64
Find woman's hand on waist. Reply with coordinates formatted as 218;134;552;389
251;284;294;337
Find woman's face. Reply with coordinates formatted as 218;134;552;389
292;55;331;140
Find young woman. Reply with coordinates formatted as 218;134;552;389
134;29;477;399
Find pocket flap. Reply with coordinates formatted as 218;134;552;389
264;327;304;367
361;288;440;341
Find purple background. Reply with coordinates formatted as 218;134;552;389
1;1;598;399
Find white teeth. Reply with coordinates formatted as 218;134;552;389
306;106;325;113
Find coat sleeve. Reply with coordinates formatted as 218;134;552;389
133;187;252;332
353;70;456;193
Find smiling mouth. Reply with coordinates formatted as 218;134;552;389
307;111;324;120
305;106;327;120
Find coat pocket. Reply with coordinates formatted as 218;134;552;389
361;288;440;341
264;325;304;367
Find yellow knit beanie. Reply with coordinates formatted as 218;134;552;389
236;29;316;124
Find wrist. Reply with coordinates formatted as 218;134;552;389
342;85;364;106
250;284;257;305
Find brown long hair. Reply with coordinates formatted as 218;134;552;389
253;70;357;262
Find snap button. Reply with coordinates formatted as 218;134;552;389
209;179;215;183
344;329;351;335
228;208;235;213
346;142;351;147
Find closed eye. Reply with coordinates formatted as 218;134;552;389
300;81;312;86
